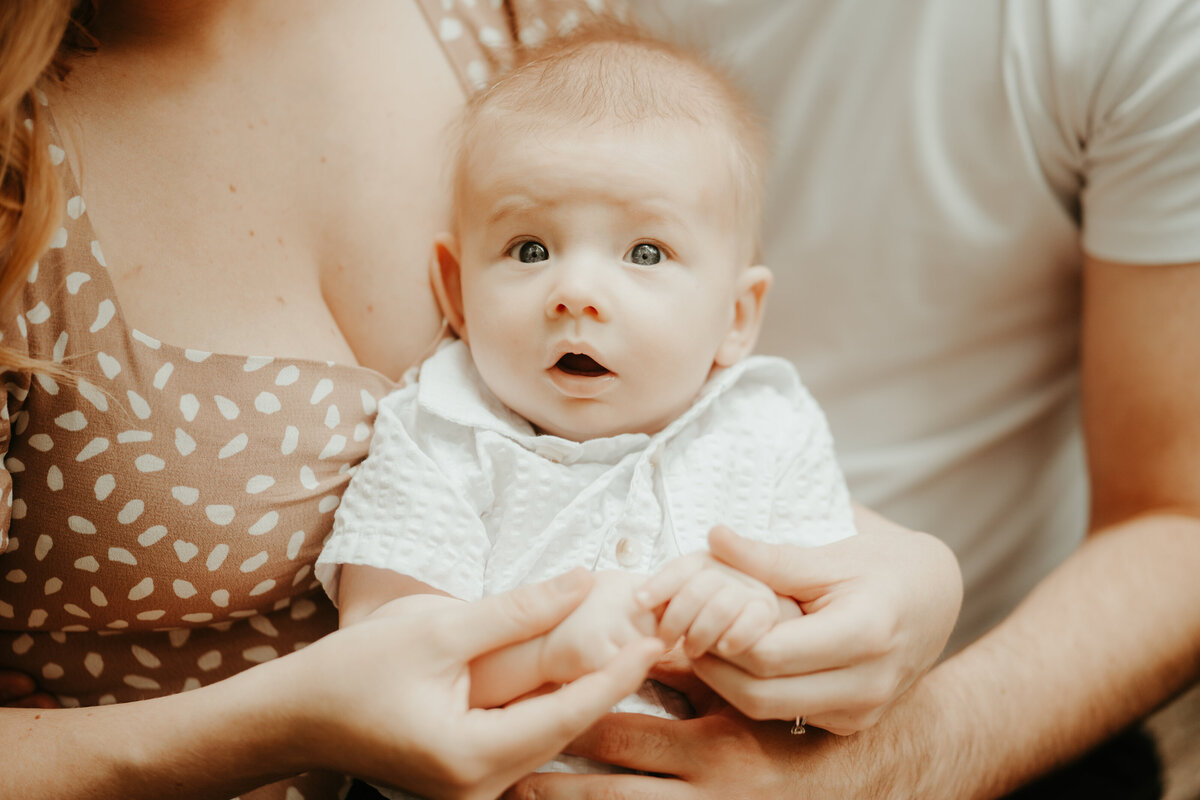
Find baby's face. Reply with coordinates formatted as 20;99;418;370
446;115;761;441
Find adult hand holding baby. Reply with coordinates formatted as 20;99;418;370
685;511;962;735
258;569;662;800
630;508;961;735
505;512;961;799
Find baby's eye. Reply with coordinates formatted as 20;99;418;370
510;241;549;263
627;243;662;266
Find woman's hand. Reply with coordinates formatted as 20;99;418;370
695;509;961;734
636;506;962;735
285;568;663;800
0;670;57;709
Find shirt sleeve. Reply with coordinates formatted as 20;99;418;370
316;389;490;602
1077;0;1200;263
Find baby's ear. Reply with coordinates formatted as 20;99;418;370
431;233;468;343
714;265;772;367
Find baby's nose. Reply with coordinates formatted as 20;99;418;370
545;262;607;321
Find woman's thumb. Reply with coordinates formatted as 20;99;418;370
707;525;837;601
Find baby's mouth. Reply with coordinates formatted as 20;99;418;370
554;353;611;377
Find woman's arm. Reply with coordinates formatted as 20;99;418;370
0;570;662;800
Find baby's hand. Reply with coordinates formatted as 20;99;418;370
639;552;798;660
537;570;659;685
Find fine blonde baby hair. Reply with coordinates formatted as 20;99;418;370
451;20;767;261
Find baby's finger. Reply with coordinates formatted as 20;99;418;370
682;586;746;659
657;570;725;645
636;552;709;611
715;600;776;657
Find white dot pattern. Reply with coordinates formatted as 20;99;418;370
0;3;615;797
0;75;391;734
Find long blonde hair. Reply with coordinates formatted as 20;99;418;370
0;1;95;373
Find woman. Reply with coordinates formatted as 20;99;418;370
0;2;960;798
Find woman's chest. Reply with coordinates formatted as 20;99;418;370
52;0;463;378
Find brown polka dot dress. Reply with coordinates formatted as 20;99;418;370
0;2;620;798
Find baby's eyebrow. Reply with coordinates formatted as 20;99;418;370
486;195;548;225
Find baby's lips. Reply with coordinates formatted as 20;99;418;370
554;352;611;376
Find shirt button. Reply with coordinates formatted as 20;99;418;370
615;537;640;567
534;443;566;462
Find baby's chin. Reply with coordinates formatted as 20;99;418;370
526;406;677;443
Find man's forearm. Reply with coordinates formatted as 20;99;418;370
907;512;1200;799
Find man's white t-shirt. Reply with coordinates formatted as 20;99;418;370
633;0;1200;648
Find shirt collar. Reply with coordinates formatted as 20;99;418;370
415;339;767;464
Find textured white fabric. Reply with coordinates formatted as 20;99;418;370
318;339;855;602
318;340;855;787
632;0;1200;650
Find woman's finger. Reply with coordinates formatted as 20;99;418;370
447;568;595;657
472;639;665;774
716;598;883;677
560;711;698;777
691;654;894;724
708;525;844;602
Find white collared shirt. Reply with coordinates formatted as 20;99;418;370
318;340;855;602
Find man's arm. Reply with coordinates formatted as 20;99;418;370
904;256;1200;795
506;258;1200;798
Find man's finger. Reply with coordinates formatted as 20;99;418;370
564;710;698;776
505;771;688;800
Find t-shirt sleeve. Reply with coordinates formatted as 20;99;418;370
316;391;490;602
1078;0;1200;264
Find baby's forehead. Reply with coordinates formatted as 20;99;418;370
459;113;743;212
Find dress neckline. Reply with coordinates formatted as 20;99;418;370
39;97;397;390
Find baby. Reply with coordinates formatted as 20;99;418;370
317;23;856;791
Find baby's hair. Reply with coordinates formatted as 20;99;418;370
451;20;767;260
